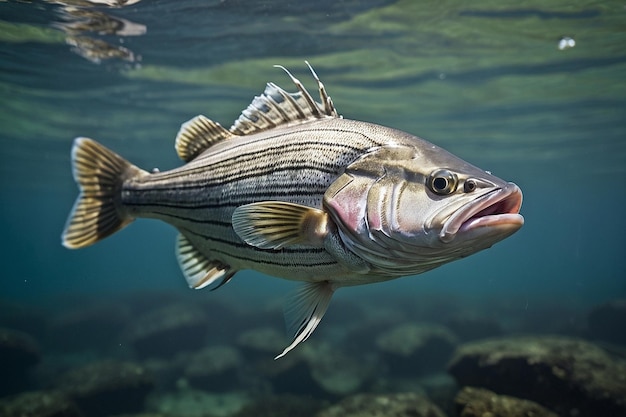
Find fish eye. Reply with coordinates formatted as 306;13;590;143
429;169;458;195
464;179;477;193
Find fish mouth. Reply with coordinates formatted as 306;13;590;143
440;183;523;243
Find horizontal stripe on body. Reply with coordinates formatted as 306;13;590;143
118;121;385;278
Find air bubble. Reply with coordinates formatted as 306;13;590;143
558;36;576;50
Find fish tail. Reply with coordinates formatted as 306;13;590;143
62;137;147;249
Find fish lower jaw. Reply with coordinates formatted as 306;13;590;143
439;183;523;243
438;213;524;245
458;213;524;234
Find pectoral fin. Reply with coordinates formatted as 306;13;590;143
176;233;235;290
275;281;335;359
232;201;330;250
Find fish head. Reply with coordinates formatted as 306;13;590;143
324;142;523;275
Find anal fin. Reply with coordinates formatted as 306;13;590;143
275;281;335;360
176;233;235;290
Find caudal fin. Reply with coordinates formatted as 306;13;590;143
62;137;146;249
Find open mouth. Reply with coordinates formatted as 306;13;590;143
440;183;523;243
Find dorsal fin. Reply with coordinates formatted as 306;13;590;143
230;62;340;136
175;115;234;162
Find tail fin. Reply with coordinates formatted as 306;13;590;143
62;137;147;249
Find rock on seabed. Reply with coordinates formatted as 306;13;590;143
56;360;154;417
455;386;559;417
0;390;82;417
182;345;242;392
447;335;626;417
315;392;446;417
376;322;457;376
0;327;40;396
123;303;209;359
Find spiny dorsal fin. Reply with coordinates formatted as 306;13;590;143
176;233;236;290
175;115;234;162
230;62;340;136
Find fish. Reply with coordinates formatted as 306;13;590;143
62;63;524;358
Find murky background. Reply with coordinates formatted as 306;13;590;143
1;1;625;416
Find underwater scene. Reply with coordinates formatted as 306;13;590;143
1;1;625;416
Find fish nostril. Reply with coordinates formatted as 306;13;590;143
464;179;477;193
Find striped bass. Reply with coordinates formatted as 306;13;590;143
62;63;523;358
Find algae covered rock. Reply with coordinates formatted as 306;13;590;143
316;392;446;417
147;389;248;417
232;394;326;417
0;390;82;417
0;327;40;369
243;339;373;398
237;327;327;395
257;350;325;397
448;336;626;417
0;327;41;395
376;322;457;375
124;303;208;358
303;342;374;397
183;345;242;392
108;414;167;417
455;386;559;417
236;326;286;360
56;360;154;417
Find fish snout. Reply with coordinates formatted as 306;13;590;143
440;182;524;243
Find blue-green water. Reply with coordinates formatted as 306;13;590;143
1;1;625;416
